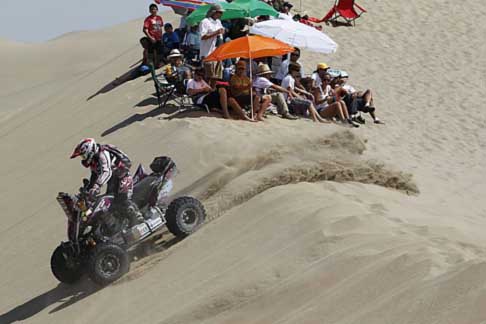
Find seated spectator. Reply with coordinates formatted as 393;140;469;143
335;72;384;124
230;60;264;120
161;49;192;93
311;62;331;88
275;48;305;84
162;23;180;56
281;62;329;123
182;24;200;61
253;64;298;120
307;74;359;127
187;68;254;121
280;2;293;18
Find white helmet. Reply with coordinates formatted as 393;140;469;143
70;138;98;164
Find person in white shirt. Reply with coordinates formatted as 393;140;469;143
281;62;329;123
310;73;358;127
186;67;253;121
311;62;331;88
275;48;305;83
252;64;298;120
199;4;225;80
336;71;384;124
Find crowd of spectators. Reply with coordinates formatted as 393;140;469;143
134;1;383;125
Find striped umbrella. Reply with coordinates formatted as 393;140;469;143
156;0;217;13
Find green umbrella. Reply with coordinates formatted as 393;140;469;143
186;0;278;26
231;0;279;18
186;2;244;26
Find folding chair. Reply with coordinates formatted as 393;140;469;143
310;0;366;26
149;64;209;114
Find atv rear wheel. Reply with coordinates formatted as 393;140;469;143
51;244;83;284
87;243;129;286
166;196;206;238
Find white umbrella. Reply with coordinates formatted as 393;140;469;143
249;19;338;54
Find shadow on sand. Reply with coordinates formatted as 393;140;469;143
0;280;101;324
101;97;220;137
0;235;183;323
86;60;150;101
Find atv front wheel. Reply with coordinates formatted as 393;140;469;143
51;244;83;284
166;196;206;237
87;243;129;286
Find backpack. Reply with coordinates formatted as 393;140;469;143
150;156;176;176
101;144;132;169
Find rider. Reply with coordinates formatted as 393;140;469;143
70;138;144;227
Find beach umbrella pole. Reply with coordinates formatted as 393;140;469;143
249;56;254;120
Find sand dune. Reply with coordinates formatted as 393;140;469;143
1;1;486;323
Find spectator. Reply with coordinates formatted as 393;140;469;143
275;48;305;84
162;23;181;56
309;74;359;127
272;0;285;11
161;49;192;94
230;60;260;117
199;4;225;79
281;62;329;123
187;68;254;121
182;24;201;61
143;4;164;64
311;62;331;88
253;64;298;120
280;2;293;17
336;72;384;124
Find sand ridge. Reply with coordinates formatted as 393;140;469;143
1;1;486;323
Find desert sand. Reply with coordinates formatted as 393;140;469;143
1;1;486;323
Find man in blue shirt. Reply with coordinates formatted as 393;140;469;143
162;23;180;57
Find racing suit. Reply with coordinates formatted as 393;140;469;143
84;145;142;227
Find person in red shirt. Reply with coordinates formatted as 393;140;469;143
143;4;164;63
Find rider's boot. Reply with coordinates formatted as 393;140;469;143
125;203;145;228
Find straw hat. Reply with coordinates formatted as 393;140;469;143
256;64;273;76
167;49;183;58
316;63;329;70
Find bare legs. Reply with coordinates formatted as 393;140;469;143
219;88;254;121
218;88;231;119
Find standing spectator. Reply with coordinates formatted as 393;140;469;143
182;24;201;61
275;48;305;84
162;23;180;56
199;4;225;79
143;4;164;64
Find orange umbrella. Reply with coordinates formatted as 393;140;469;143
204;35;294;120
203;35;294;62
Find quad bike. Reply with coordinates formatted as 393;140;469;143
50;157;206;286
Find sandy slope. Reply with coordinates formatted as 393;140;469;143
1;1;486;323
